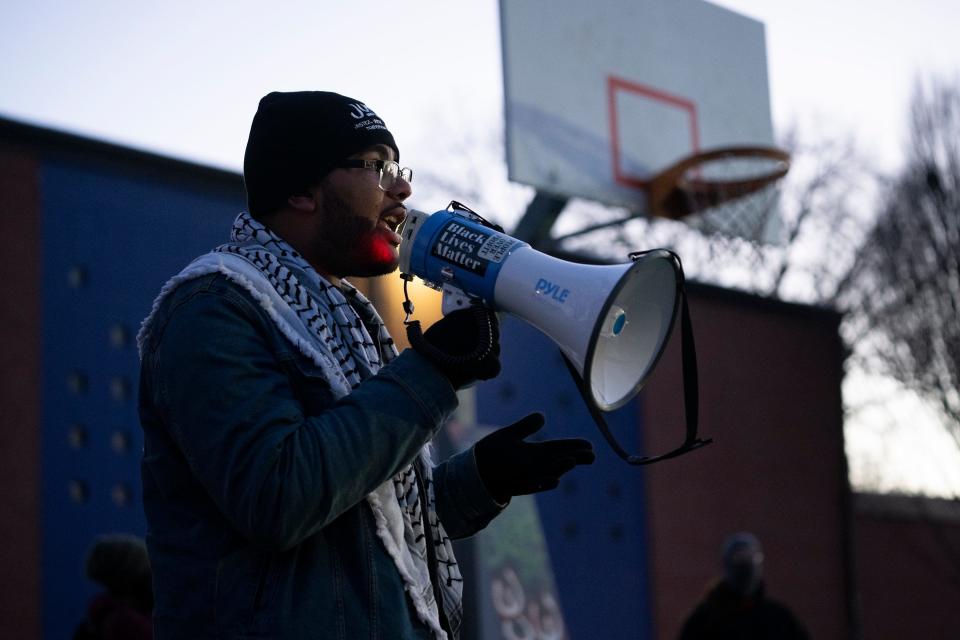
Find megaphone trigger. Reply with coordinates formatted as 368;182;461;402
440;284;475;316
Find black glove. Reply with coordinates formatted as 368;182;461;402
409;305;501;389
474;412;595;503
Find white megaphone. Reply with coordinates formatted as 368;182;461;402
397;203;683;413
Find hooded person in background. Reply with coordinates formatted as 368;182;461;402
137;91;595;639
678;532;810;640
74;534;153;640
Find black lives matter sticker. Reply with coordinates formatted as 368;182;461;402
431;220;519;277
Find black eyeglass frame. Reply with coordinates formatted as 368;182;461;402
335;159;413;191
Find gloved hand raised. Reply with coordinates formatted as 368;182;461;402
475;412;595;504
408;305;501;390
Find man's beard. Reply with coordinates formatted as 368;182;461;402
313;187;400;279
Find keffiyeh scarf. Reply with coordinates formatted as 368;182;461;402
137;212;462;639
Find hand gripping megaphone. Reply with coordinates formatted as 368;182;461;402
398;202;711;464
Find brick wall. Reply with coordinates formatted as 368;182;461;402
642;286;852;639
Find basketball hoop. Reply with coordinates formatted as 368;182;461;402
646;146;790;243
545;146;790;247
648;146;790;219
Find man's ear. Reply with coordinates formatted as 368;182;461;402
288;192;317;213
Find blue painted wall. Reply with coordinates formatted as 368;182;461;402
38;146;244;640
476;316;655;639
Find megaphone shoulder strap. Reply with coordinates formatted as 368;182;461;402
560;283;712;465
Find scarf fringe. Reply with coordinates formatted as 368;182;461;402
366;487;447;639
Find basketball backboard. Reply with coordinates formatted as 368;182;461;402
500;0;779;236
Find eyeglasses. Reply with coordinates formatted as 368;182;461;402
335;159;413;191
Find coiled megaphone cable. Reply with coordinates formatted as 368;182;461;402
401;275;497;368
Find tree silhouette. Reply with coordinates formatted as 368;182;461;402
839;77;960;451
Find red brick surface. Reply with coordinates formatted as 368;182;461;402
642;288;850;639
854;494;960;640
0;144;42;639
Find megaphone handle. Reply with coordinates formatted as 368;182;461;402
405;303;497;367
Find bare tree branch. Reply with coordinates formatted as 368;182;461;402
840;76;960;451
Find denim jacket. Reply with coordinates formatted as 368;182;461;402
138;273;503;639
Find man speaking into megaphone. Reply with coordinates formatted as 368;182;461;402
137;90;595;640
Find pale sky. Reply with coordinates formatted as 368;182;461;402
720;0;959;169
3;0;959;495
2;0;957;176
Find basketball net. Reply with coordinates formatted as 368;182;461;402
647;146;790;245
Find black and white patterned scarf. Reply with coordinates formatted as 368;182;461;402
138;212;462;639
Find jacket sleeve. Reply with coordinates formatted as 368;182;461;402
431;445;506;539
146;281;459;552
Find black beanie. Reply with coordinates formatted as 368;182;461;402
243;91;400;215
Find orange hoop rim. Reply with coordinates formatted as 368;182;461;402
648;146;791;219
